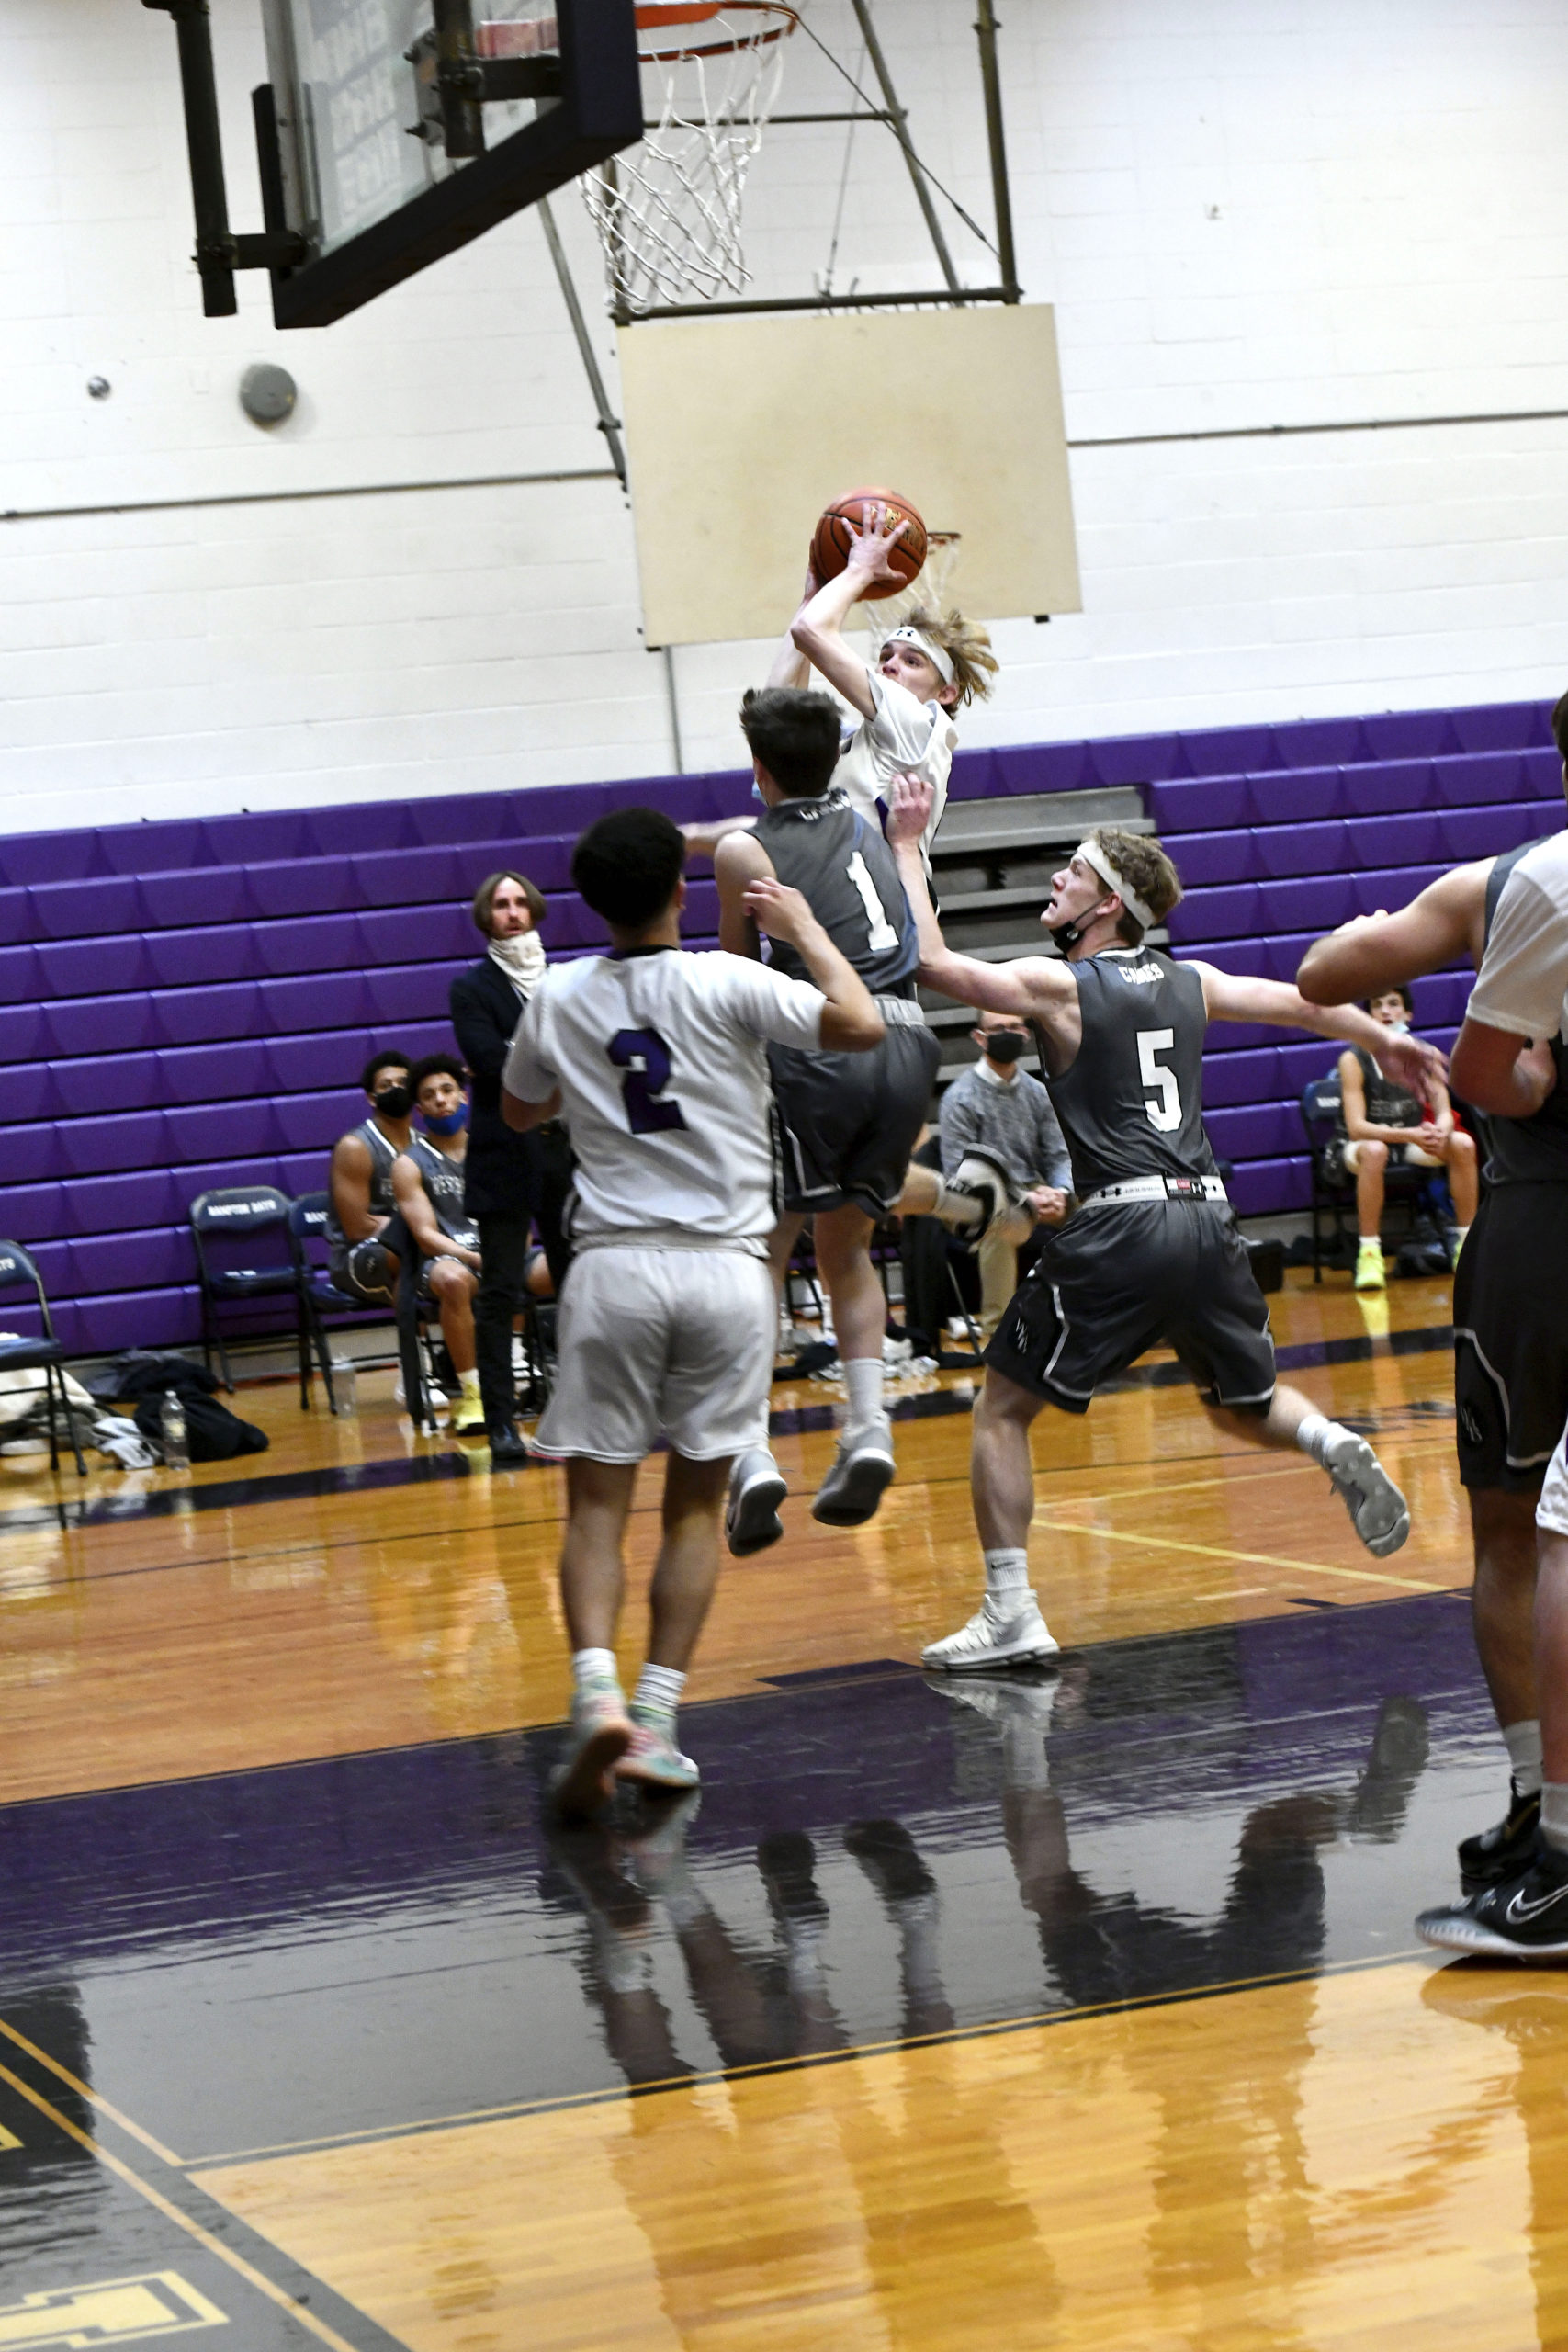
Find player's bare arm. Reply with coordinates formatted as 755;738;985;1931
1450;1021;1561;1119
1295;862;1492;1002
715;827;777;958
502;1080;563;1132
330;1131;382;1242
391;1151;481;1270
887;773;1078;1030
789;505;910;719
1193;963;1448;1095
681;814;757;861
741;877;885;1051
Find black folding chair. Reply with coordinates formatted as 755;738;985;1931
0;1240;87;1476
189;1186;322;1406
1300;1076;1430;1282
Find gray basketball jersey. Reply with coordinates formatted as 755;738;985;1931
753;787;919;995
326;1115;400;1249
1480;842;1568;1183
409;1132;481;1251
1040;948;1219;1194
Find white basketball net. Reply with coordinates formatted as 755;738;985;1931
581;5;795;316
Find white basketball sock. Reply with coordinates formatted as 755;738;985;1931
982;1549;1032;1621
1541;1781;1568;1855
1504;1718;1544;1798
843;1356;885;1433
931;1176;983;1230
1294;1411;1338;1465
571;1646;621;1700
634;1662;686;1719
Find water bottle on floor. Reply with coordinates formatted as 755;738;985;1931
160;1389;190;1473
329;1357;357;1417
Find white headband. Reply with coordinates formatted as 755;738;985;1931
883;625;955;687
1075;838;1156;933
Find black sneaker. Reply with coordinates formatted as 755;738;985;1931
1457;1782;1541;1893
1416;1838;1568;1962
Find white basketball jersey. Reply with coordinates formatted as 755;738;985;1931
835;671;957;859
503;948;825;1250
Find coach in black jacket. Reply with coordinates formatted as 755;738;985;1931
450;870;571;1462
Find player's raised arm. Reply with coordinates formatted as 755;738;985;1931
1192;961;1448;1096
790;506;911;720
742;877;885;1051
886;776;1071;1020
1295;864;1490;1003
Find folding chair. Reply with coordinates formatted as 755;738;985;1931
0;1240;87;1476
189;1186;321;1405
1299;1077;1431;1283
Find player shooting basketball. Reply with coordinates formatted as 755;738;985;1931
772;500;998;865
886;775;1443;1671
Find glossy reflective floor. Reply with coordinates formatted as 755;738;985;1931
3;1272;1563;2350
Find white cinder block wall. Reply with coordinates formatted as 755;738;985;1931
6;0;1568;835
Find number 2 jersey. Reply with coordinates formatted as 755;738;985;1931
1039;946;1219;1194
502;947;826;1254
752;786;919;996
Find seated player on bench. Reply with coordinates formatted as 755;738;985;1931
1328;983;1477;1290
391;1054;486;1434
326;1049;414;1306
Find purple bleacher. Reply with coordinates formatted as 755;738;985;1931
1;692;1560;1354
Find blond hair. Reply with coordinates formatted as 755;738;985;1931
1087;827;1183;944
892;606;998;708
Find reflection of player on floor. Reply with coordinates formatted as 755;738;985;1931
715;689;941;1544
502;808;883;1815
889;776;1440;1671
1296;732;1568;1914
1332;983;1477;1290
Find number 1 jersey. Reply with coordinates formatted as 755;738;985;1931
502;948;825;1252
752;786;919;995
1041;947;1219;1193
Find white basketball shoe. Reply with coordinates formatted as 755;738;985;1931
921;1594;1059;1673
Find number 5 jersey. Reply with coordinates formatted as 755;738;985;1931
502;947;828;1254
1036;946;1219;1195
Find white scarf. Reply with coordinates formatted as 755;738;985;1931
488;931;547;1000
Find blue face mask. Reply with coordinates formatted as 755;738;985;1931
751;780;767;806
423;1105;468;1136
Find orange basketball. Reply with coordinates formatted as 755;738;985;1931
811;487;928;601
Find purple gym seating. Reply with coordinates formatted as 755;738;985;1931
1;696;1561;1354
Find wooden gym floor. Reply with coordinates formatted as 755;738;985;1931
3;1267;1563;2350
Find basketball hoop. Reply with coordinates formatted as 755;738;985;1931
861;533;963;635
585;3;798;316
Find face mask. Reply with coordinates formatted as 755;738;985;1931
423;1105;468;1136
1386;1018;1410;1034
985;1031;1027;1065
373;1083;412;1120
751;780;767;806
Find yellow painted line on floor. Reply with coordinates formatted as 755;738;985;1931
0;2060;360;2352
1032;1518;1447;1594
0;2019;183;2166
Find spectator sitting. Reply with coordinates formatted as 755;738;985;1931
939;1011;1074;1338
449;868;569;1464
326;1049;413;1305
393;1054;486;1432
1331;984;1479;1291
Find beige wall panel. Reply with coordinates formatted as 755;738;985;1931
617;305;1081;647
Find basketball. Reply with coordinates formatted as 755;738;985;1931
811;487;928;600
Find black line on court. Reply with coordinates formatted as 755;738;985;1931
0;1319;1454;1538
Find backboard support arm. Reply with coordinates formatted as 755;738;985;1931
142;0;305;317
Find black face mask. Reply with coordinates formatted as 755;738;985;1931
373;1083;412;1121
985;1031;1028;1065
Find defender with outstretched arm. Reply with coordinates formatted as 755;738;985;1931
886;776;1442;1672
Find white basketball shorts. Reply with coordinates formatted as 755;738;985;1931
533;1244;775;1464
1539;1417;1568;1539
